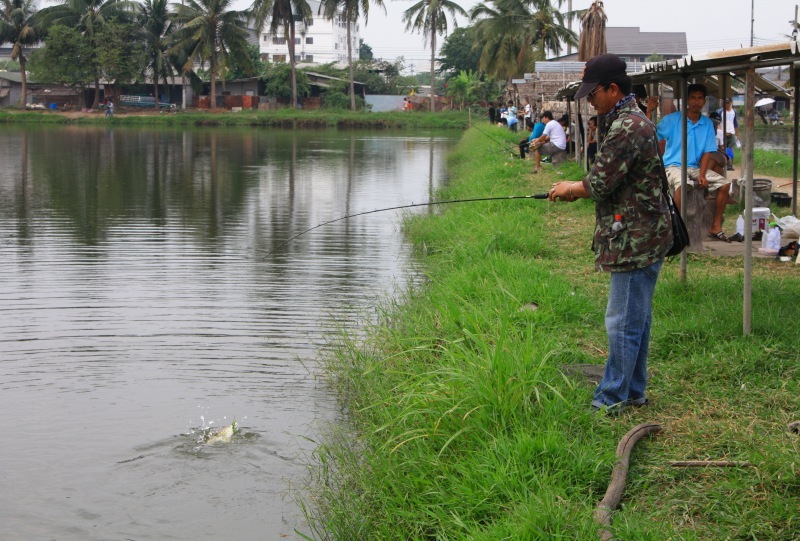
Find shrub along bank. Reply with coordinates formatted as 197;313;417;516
305;126;800;540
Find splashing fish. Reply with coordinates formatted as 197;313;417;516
204;420;238;444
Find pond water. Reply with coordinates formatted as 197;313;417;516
0;125;459;540
754;126;795;153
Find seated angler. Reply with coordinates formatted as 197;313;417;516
530;110;567;173
657;83;732;242
518;116;546;159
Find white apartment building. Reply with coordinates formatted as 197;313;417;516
259;0;360;67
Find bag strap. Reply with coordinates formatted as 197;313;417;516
626;109;672;199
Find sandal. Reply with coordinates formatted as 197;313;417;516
709;230;732;243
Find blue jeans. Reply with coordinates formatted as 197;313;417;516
592;259;663;410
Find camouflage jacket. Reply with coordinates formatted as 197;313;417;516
581;99;673;272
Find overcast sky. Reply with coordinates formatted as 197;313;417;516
358;0;794;75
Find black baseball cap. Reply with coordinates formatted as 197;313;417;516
575;54;628;100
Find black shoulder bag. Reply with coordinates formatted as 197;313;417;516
630;110;690;257
658;161;690;257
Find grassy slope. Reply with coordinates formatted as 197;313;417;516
0;108;470;129
307;126;800;541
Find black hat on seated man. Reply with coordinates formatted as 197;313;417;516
574;53;628;100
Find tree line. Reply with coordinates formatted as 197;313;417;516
1;0;582;111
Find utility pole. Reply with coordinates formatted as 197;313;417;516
750;0;754;47
567;0;573;56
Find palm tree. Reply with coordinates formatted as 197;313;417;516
139;0;175;109
250;0;312;109
470;0;578;80
38;0;136;108
470;0;535;82
170;0;252;110
402;0;467;113
318;0;384;110
1;0;40;106
528;0;575;60
577;0;605;61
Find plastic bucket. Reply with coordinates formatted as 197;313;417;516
753;178;772;206
752;207;770;232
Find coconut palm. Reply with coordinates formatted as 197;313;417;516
577;0;605;61
470;0;578;79
402;0;467;113
1;0;40;106
470;0;535;81
170;0;252;110
139;0;175;108
38;0;137;108
529;0;576;60
250;0;312;108
318;0;384;110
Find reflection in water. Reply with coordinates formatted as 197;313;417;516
754;128;794;153
0;125;458;540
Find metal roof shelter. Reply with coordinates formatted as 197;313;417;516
556;41;800;335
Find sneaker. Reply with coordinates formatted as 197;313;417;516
626;397;650;407
591;402;623;416
727;165;735;171
728;232;744;242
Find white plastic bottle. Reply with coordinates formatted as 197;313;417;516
768;226;781;251
735;215;745;237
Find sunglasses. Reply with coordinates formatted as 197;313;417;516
587;84;602;100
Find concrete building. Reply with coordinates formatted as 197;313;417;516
258;0;360;67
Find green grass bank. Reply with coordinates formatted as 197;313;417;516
0;108;470;129
305;126;800;540
743;148;796;179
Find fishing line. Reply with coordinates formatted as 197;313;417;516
265;193;549;256
471;124;520;157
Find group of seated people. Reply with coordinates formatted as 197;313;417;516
491;100;521;131
490;99;536;132
507;83;733;241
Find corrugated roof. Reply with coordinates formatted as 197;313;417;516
555;41;799;99
604;27;688;56
0;72;26;83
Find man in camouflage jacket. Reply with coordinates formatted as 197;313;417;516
549;54;672;413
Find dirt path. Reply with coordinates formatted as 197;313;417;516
728;165;797;195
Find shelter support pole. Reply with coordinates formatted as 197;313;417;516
679;76;688;281
568;100;578;163
721;74;729;174
583;99;589;173
793;62;799;217
743;66;756;336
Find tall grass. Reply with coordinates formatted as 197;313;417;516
303;125;800;540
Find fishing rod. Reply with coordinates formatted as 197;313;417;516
471;124;521;158
265;193;549;257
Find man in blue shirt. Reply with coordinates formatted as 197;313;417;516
518;118;546;159
658;83;731;242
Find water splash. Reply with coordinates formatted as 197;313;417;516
186;407;248;446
